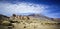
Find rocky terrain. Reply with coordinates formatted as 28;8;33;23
0;14;60;29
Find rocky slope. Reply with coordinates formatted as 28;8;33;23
0;14;60;29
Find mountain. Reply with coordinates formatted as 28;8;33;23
28;14;60;22
0;14;10;20
28;14;51;19
50;18;60;22
0;14;60;29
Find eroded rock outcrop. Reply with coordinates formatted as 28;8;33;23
0;14;60;29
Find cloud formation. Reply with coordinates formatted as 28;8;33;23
0;2;48;16
0;2;60;18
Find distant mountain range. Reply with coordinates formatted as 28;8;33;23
0;14;10;20
0;14;60;22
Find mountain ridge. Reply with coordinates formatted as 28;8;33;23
0;14;60;29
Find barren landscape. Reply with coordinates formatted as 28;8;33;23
0;14;60;29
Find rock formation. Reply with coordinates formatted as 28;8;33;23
0;14;60;29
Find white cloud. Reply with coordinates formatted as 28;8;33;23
0;2;48;16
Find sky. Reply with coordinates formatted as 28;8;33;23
0;0;60;18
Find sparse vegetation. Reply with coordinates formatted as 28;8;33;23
0;14;60;29
1;21;10;26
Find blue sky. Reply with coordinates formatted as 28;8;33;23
0;0;60;18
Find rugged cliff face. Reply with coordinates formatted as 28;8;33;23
0;14;60;29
